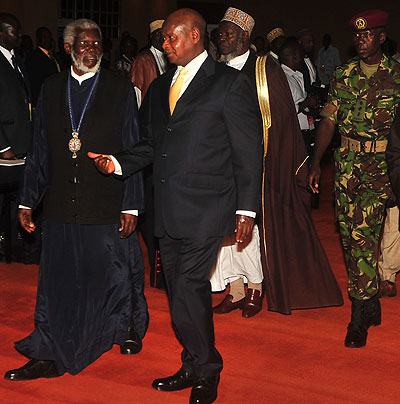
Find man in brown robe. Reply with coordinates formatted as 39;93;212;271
130;19;167;107
217;6;343;315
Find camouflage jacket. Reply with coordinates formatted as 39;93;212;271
325;54;400;141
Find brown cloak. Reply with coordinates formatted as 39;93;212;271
245;54;343;314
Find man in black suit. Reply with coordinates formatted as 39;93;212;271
90;8;262;404
0;13;32;162
26;26;60;107
0;13;32;261
296;28;319;93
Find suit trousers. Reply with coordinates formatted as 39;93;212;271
159;233;223;377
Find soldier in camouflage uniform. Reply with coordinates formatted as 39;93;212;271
308;9;400;348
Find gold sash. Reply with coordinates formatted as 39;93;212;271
255;54;271;157
255;55;271;266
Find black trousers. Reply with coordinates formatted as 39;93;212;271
159;233;223;378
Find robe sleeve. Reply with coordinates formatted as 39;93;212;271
114;82;154;179
18;89;48;209
120;84;144;212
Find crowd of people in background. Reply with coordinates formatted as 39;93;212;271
1;6;400;404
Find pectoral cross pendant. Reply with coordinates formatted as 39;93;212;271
68;131;81;159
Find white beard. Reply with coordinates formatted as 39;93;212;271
71;50;102;73
218;38;246;64
218;52;237;63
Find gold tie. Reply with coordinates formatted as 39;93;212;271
169;67;188;114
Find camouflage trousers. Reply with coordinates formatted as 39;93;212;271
334;148;392;300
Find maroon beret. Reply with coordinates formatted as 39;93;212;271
349;9;389;31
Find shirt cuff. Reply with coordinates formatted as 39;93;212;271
134;86;142;109
19;205;32;209
121;210;138;216
236;210;256;218
0;146;11;153
110;155;122;175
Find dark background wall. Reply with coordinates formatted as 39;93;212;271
1;0;399;62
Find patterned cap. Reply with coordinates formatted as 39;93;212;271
266;27;285;44
220;7;255;34
149;19;164;33
349;9;388;31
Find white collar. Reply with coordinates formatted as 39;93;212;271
0;45;15;64
281;63;297;76
176;49;208;75
70;65;98;85
150;45;164;58
226;50;250;71
269;50;279;60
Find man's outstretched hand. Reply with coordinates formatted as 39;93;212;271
88;152;115;174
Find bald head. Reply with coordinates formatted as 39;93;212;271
167;8;206;40
162;8;206;66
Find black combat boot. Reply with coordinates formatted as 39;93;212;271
363;294;381;328
344;295;381;348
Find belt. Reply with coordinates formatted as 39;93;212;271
341;136;387;153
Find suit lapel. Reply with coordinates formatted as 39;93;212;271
240;52;257;90
0;51;31;99
160;68;174;119
0;51;20;83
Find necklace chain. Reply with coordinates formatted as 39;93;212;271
67;71;99;158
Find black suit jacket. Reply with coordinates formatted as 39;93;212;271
300;57;320;94
0;51;32;156
26;48;59;107
117;55;263;239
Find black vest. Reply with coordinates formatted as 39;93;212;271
42;69;129;224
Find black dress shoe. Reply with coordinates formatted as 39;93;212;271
120;322;142;355
4;359;60;381
190;374;220;404
152;369;196;391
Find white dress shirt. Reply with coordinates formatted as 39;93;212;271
281;64;310;131
0;44;15;68
304;56;317;84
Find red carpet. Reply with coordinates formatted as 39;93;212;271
1;161;399;404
